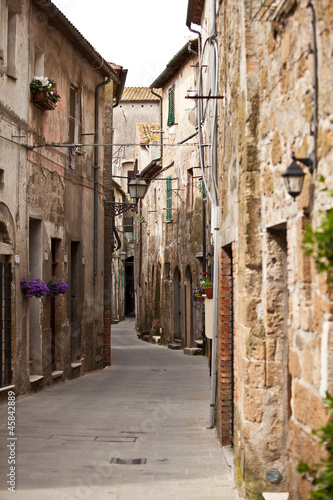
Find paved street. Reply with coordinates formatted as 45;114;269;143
0;317;239;500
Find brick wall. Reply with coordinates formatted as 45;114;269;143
219;245;236;446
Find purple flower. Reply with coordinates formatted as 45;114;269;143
20;276;49;298
46;277;69;296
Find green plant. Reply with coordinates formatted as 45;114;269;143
30;76;61;103
200;272;212;288
303;176;333;287
297;393;333;500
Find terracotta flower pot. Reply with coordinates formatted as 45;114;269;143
204;286;213;299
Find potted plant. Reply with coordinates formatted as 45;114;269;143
20;276;49;298
200;272;213;299
46;276;69;296
30;76;61;110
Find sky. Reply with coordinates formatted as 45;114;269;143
52;0;194;87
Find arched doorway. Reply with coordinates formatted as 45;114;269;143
184;266;193;347
173;267;181;341
125;256;135;316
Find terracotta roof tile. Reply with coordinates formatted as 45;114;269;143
136;123;160;144
121;87;161;102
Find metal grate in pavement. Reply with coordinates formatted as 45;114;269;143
110;458;147;465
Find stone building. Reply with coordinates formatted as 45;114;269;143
133;39;214;350
186;0;333;499
105;87;161;326
0;0;122;395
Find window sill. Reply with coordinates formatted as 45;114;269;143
6;72;17;81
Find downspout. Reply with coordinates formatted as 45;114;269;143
93;75;112;279
307;1;318;170
150;87;163;160
210;0;219;429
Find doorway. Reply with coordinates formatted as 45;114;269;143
51;238;60;371
0;257;12;387
173;267;182;341
125;256;135;315
184;266;193;347
70;241;81;361
29;218;43;374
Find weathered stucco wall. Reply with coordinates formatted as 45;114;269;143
0;0;111;396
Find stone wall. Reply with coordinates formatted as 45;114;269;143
214;0;333;498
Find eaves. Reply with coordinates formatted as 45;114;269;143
186;0;204;27
149;38;198;89
32;0;119;81
140;159;162;179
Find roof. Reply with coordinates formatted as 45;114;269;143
121;87;161;101
136;123;160;144
32;0;119;80
149;39;199;89
186;0;204;27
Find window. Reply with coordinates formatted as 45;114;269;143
34;47;44;77
166;176;172;222
69;85;81;144
167;87;175;126
69;85;81;169
7;9;17;78
187;168;194;211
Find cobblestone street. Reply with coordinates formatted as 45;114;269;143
0;317;239;500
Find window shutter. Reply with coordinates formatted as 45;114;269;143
167;87;175;126
166;176;172;222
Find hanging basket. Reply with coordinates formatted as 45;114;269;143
204;286;213;299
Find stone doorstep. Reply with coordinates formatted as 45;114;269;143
168;343;181;350
0;385;15;404
71;362;82;379
52;370;64;380
184;347;203;356
29;374;44;383
262;493;289;500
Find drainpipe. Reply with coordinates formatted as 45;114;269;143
307;1;318;170
94;75;112;278
150;87;163;160
209;0;219;429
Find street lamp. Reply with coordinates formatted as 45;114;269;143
128;175;148;201
282;154;314;200
104;175;148;217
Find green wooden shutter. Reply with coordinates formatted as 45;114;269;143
167;87;175;126
166;176;172;222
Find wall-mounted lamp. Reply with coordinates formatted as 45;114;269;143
128;175;148;200
282;153;314;200
282;3;318;201
119;250;127;262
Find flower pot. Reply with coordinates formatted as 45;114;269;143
204;286;213;299
31;91;56;110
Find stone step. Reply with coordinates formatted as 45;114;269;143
184;347;202;356
168;343;181;350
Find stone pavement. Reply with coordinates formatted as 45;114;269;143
0;317;240;500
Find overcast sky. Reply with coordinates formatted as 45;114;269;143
53;0;194;87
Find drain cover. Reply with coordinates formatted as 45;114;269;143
110;458;147;465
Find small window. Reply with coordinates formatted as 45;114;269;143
34;47;44;77
167;87;175;126
7;9;17;78
69;85;81;144
187;168;194;211
166;176;172;222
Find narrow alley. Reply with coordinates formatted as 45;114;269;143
0;317;239;500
